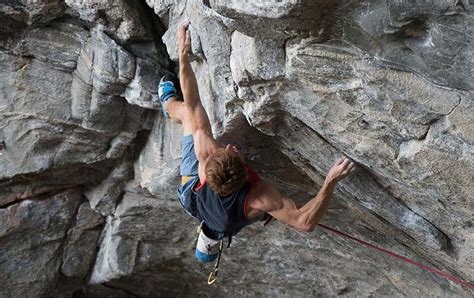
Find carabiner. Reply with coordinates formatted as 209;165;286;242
207;268;218;285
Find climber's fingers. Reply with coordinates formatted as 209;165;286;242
345;161;356;174
340;157;351;168
185;29;191;48
338;158;357;176
349;163;357;174
178;19;190;34
178;20;191;55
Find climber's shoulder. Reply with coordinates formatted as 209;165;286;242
193;130;221;162
246;180;284;213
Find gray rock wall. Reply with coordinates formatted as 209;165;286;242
0;0;473;297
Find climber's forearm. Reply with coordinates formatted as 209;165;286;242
258;158;354;232
298;179;336;231
179;53;201;110
262;178;337;232
178;52;214;139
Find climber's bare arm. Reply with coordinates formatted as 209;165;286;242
248;157;356;232
177;21;212;135
178;21;221;176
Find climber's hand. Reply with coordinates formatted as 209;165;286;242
326;156;356;183
178;20;191;57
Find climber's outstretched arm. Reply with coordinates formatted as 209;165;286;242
248;157;356;232
177;21;221;174
177;21;213;135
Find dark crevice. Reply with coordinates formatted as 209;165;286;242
0;155;117;186
337;286;353;295
128;0;167;41
56;194;85;280
282;35;294;69
122;0;173;65
455;0;467;11
446;95;462;116
419;116;439;141
0;185;80;209
73;283;137;297
0;159;116;207
82;220;107;284
113;190;127;214
82;224;106;233
203;0;211;8
102;283;140;297
53;13;95;32
112;123;153;213
133;241;141;273
131;126;153;160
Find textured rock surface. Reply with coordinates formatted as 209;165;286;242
0;189;83;297
61;200;104;279
0;0;473;297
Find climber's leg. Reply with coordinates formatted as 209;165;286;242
158;73;192;136
164;99;192;136
164;98;182;120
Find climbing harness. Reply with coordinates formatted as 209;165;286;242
195;222;220;262
317;223;474;290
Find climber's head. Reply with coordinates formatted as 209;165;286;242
205;144;248;197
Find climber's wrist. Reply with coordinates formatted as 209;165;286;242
179;50;189;62
323;176;338;188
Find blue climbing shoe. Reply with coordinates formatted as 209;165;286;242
158;73;178;118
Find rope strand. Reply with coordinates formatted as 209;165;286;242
318;223;474;290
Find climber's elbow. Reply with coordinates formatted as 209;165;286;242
301;223;317;233
296;216;317;232
298;225;314;232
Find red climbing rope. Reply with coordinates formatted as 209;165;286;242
317;223;474;290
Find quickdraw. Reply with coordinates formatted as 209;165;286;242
207;239;224;285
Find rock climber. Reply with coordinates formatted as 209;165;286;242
158;21;356;263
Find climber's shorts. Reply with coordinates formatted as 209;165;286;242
177;135;200;218
180;134;199;183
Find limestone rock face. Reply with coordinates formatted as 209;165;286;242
1;0;473;297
